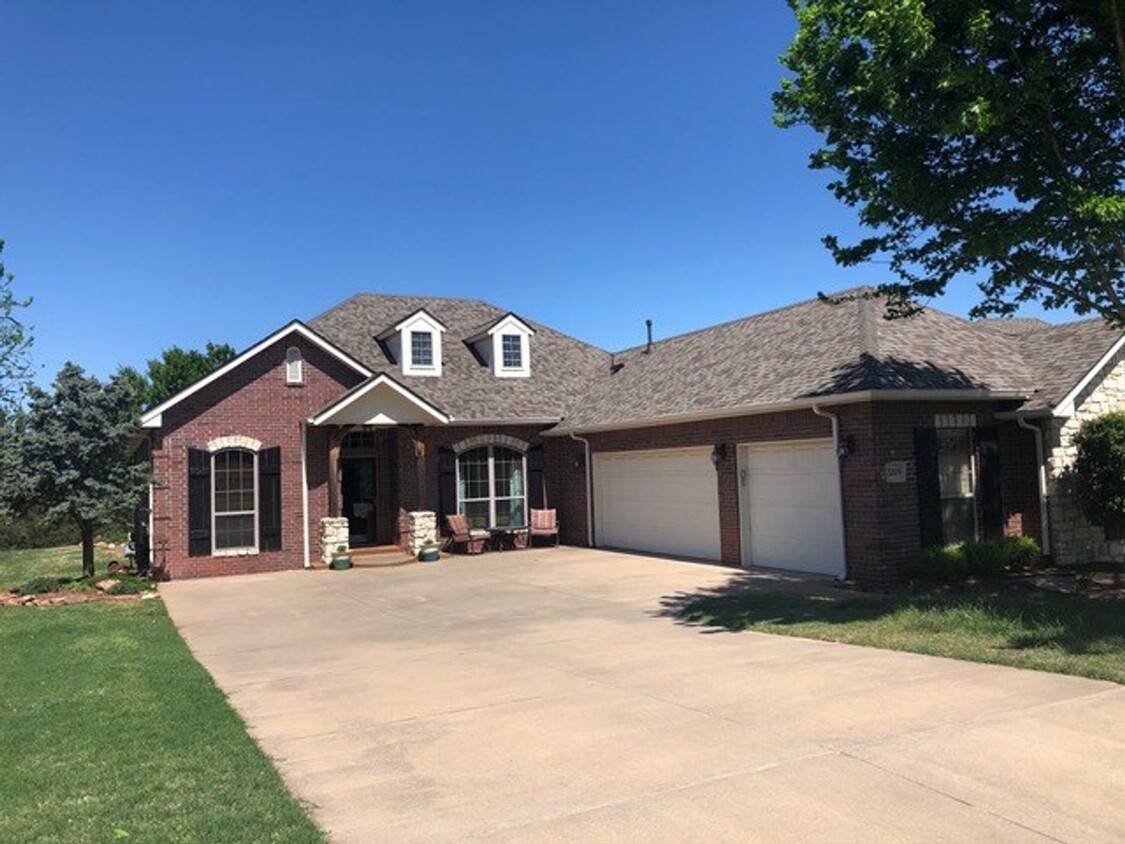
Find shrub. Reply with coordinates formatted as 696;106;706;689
999;535;1041;569
963;540;1007;576
914;544;968;582
16;576;63;595
1072;412;1125;539
107;576;152;595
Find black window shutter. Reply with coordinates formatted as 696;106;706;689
975;427;1003;540
259;447;282;551
914;428;943;547
527;445;545;511
438;447;457;535
187;448;211;557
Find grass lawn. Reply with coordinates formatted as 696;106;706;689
667;583;1125;684
0;544;116;592
0;596;324;842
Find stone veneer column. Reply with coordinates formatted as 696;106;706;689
320;517;350;564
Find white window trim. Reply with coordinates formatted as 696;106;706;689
211;448;260;556
395;311;446;377
455;445;528;528
286;346;303;384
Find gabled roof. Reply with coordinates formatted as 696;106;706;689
464;312;537;343
308;373;451;426
309;293;611;423
139;321;373;428
375;307;449;340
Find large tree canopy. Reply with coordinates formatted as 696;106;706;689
3;364;148;578
120;341;236;413
774;0;1125;322
0;239;33;408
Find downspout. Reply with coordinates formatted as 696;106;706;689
570;432;593;547
1017;415;1051;556
811;403;847;580
301;421;311;569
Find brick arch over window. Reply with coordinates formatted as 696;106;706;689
451;434;529;455
207;435;262;453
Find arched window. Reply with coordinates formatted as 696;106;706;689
212;449;257;552
285;346;303;384
457;445;526;528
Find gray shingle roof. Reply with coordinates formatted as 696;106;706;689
309;293;612;422
307;289;1122;432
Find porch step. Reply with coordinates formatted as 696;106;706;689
349;545;415;568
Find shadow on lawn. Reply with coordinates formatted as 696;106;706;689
655;571;1125;658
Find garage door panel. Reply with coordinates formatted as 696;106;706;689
742;441;844;577
594;450;720;561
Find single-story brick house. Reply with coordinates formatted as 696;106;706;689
136;288;1125;588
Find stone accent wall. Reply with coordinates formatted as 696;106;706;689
400;511;437;554
320;517;350;564
1046;351;1125;564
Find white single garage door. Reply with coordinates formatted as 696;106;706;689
593;448;721;561
740;440;845;576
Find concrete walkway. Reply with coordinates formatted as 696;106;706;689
162;548;1125;843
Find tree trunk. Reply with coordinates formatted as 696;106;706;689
79;521;95;580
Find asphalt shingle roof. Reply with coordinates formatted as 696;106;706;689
308;289;1122;432
309;293;611;422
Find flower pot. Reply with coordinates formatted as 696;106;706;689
418;547;440;562
329;556;353;570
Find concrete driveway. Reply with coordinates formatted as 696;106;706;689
161;547;1125;843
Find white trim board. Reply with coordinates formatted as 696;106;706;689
307;373;451;426
1052;332;1125;417
140;321;373;428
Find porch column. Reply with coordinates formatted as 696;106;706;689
326;425;353;518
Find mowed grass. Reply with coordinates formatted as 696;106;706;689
669;586;1125;684
0;544;116;592
0;598;325;843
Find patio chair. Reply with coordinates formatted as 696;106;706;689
528;508;559;547
444;513;489;555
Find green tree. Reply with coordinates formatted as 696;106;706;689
1072;411;1125;539
774;1;1125;322
3;364;149;578
0;239;33;409
121;341;236;412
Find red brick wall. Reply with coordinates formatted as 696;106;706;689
543;401;1042;590
149;336;364;579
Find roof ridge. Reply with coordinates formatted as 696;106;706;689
611;285;879;355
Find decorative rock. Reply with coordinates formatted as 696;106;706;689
95;579;118;593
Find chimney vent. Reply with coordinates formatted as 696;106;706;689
644;319;653;354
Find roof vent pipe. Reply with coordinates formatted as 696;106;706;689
644;319;653;354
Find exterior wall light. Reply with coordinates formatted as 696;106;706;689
710;443;727;468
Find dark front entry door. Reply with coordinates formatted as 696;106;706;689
341;457;377;545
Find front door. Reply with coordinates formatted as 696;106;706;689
341;457;377;545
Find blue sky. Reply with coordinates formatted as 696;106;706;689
3;1;1066;384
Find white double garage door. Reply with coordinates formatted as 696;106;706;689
593;441;845;577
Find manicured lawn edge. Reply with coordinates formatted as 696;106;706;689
0;600;325;843
666;585;1125;684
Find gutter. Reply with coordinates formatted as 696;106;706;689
1017;415;1052;556
569;432;594;547
811;403;848;581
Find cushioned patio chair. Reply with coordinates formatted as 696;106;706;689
444;513;489;555
529;508;559;547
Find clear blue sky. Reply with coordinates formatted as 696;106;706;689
3;1;1066;384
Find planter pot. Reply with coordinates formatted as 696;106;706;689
329;556;353;570
418;547;440;562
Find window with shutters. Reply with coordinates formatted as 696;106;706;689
213;449;258;553
937;428;976;544
456;446;526;528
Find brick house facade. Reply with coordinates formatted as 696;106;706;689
137;291;1125;589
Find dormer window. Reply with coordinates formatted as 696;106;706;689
501;334;522;369
411;331;434;367
466;312;535;378
377;308;447;377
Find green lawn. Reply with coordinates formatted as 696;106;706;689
667;585;1125;684
0;598;324;842
0;545;116;592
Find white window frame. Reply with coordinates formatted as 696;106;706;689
501;333;523;369
211;448;259;555
285;346;303;384
393;311;446;377
936;427;978;544
456;445;528;528
410;330;434;368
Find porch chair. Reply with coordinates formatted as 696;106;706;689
528;508;559;547
444;513;489;555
